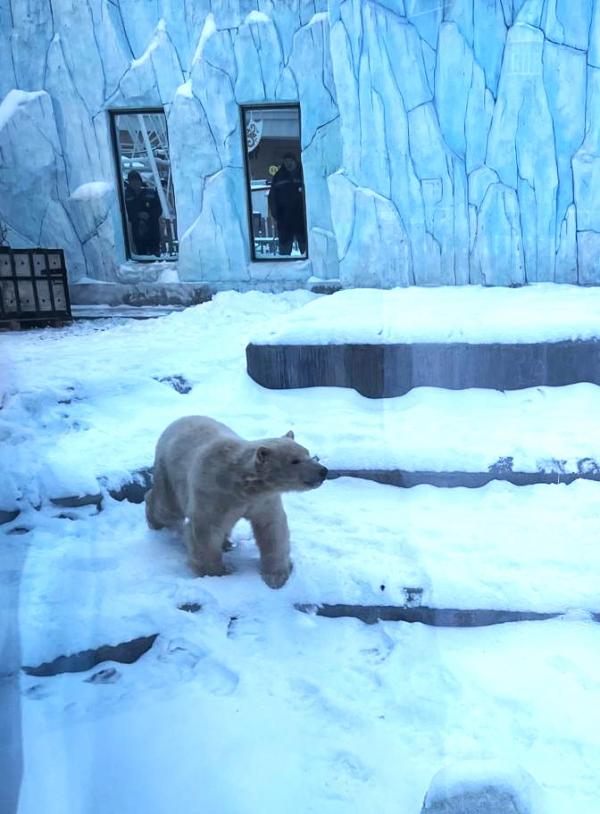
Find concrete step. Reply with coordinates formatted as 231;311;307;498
71;305;185;320
69;281;211;308
247;340;600;397
247;285;600;397
5;453;594;523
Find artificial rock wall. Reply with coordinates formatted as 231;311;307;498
1;0;599;290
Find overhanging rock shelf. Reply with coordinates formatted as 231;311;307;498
246;285;600;397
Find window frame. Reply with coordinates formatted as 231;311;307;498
109;107;178;263
240;102;308;263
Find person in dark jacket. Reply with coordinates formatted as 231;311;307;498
268;153;307;255
124;170;162;256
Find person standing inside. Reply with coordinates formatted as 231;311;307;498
124;170;162;257
268;153;307;256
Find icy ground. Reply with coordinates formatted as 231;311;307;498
2;291;600;813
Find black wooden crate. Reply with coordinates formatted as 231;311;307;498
0;248;72;324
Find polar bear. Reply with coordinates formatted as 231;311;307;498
145;416;328;588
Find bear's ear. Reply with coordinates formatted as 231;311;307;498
255;446;270;465
284;430;295;440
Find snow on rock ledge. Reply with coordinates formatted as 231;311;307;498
421;761;546;814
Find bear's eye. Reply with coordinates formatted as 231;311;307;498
291;459;300;465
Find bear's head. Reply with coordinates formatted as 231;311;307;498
254;430;328;493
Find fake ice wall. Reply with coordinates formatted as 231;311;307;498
0;0;599;289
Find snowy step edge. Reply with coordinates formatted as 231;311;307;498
4;464;600;524
90;464;600;500
92;463;600;503
21;606;600;679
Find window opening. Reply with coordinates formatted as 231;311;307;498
111;110;178;261
242;105;307;261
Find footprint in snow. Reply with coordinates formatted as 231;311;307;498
196;658;239;696
333;750;372;783
160;638;239;695
226;615;266;644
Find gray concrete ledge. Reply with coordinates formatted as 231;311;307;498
108;464;600;507
0;509;20;525
296;604;600;627
69;282;212;307
22;634;158;677
4;459;599;528
329;468;600;488
24;605;593;681
246;340;600;397
52;460;600;517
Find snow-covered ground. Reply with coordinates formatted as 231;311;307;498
2;290;600;813
3;290;600;512
13;478;600;673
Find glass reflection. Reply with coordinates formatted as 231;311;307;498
243;106;307;259
113;111;178;260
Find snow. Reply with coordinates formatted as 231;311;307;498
175;78;193;98
69;182;113;202
14;476;600;669
0;89;45;130
191;13;217;66
131;19;167;68
13;567;600;813
308;12;329;27
250;284;600;345
244;10;271;25
3;291;600;813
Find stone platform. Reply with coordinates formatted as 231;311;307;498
69;281;211;308
246;340;600;397
246;286;600;396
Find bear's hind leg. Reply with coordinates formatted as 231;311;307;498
185;515;232;577
145;488;164;530
145;463;181;530
145;488;182;530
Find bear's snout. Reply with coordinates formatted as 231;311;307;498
304;463;328;488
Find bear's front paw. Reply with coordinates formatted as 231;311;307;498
261;561;293;589
191;560;232;578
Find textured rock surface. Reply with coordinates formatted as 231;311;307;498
421;761;545;814
1;0;600;288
